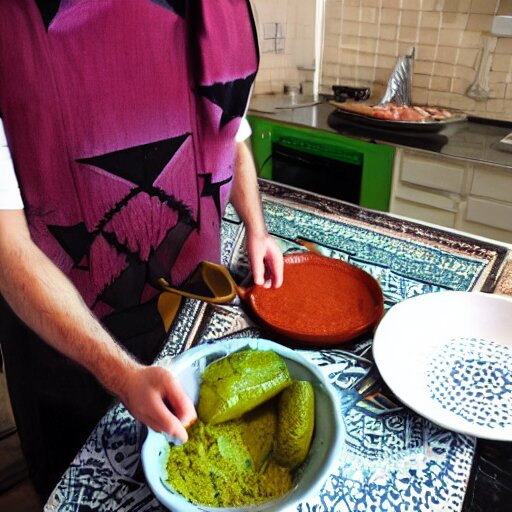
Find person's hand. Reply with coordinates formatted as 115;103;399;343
118;365;197;443
246;231;284;289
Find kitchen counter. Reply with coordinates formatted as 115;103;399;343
44;181;512;512
249;95;512;169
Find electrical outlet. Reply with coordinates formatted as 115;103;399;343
492;16;512;37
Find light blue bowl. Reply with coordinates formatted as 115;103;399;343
141;338;343;512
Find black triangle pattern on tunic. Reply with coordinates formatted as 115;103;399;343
196;72;257;128
199;173;232;219
47;222;95;269
149;0;186;18
34;0;62;30
76;134;190;193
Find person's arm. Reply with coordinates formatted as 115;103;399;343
230;140;283;288
0;210;196;441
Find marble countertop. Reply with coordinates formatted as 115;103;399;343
249;95;512;170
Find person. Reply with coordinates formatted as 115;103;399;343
0;0;283;502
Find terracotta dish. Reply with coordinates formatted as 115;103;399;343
242;252;384;346
159;252;384;346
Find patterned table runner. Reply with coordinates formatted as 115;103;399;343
45;182;509;512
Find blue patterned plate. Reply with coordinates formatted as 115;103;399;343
373;291;512;440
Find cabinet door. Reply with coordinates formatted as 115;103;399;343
471;165;512;203
458;199;512;244
400;152;466;194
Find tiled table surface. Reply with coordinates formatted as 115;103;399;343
44;181;512;512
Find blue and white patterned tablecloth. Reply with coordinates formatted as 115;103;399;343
44;182;508;512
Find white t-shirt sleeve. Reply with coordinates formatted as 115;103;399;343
235;117;252;143
0;119;24;210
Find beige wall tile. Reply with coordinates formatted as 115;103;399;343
460;31;483;48
358;37;378;53
419;28;441;44
498;0;512;14
361;7;378;23
405;0;424;10
485;99;505;112
495;38;512;54
339;50;359;65
446;94;477;110
380;8;399;24
323;63;341;78
416;60;435;74
324;46;340;62
451;77;472;94
378;40;399;56
437;46;458;64
457;66;479;81
434;62;456;77
375;66;393;83
343;6;362;21
339;35;360;51
354;66;376;81
398;41;415;54
324;34;341;48
466;14;494;31
356;53;378;67
441;12;469;28
420;11;442;27
380;24;399;40
416;45;437;60
398;26;419;42
326;1;342;19
489;83;507;98
438;29;464;47
412;88;429;104
470;0;499;15
253;80;272;94
414;74;431;88
377;55;399;68
381;0;402;8
492;54;512;72
356;22;377;38
442;0;471;13
457;48;479;67
427;90;454;107
340;20;360;36
401;10;421;26
421;0;439;10
431;75;452;90
506;84;512;100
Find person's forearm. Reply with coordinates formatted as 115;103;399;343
0;212;139;398
230;141;268;237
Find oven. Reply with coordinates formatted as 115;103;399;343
248;115;395;212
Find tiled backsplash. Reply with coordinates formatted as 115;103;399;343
253;0;512;122
251;0;316;94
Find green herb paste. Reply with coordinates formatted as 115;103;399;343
165;400;293;507
165;349;315;508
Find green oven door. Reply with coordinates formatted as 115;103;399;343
248;115;395;212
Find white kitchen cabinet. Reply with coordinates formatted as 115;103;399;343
390;148;512;244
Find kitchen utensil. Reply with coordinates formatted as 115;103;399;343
141;337;344;512
373;291;512;440
332;85;371;103
159;252;384;347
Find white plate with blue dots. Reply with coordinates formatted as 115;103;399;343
373;291;512;440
